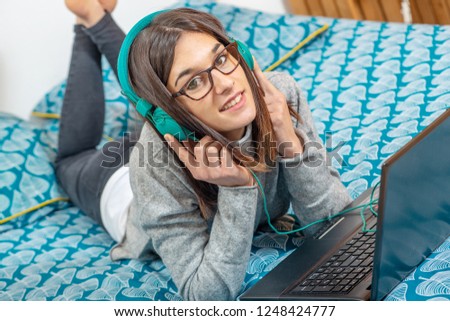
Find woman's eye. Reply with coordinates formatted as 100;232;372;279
215;54;227;66
187;77;202;91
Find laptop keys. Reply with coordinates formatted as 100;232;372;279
286;226;376;295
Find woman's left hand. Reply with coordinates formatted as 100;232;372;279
253;61;303;158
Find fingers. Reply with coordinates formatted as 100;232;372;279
164;134;198;169
252;59;276;94
219;144;234;169
166;134;223;168
167;134;251;187
193;136;214;167
205;141;221;167
181;139;197;154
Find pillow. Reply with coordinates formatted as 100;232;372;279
0;112;69;232
174;0;328;71
30;58;143;146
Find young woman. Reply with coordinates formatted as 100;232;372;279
57;0;352;300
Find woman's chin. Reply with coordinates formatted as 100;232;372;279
240;111;256;128
212;103;256;139
217;118;255;141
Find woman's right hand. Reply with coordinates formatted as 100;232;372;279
164;134;254;187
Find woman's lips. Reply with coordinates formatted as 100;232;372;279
220;92;246;113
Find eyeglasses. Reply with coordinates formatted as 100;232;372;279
171;43;240;101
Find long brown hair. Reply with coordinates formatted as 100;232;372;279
128;8;301;218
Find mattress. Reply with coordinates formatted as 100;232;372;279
1;0;449;301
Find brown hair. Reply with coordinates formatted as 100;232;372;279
128;8;301;218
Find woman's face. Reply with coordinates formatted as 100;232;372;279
167;32;256;141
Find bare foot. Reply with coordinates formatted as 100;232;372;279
98;0;117;13
65;0;117;27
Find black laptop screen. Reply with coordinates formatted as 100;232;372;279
372;109;450;301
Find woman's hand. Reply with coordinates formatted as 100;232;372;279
253;61;304;158
165;135;254;187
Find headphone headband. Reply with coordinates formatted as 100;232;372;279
117;10;169;107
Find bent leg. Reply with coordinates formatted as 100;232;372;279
55;7;137;226
56;25;105;161
85;12;143;140
55;24;135;226
56;136;136;226
84;12;125;79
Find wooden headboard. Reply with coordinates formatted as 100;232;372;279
284;0;450;25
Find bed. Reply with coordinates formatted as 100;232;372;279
1;0;449;301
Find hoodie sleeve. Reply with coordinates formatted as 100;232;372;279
267;72;353;237
125;145;259;300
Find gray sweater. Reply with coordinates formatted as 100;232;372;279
110;72;352;300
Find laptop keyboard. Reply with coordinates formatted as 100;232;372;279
287;226;377;295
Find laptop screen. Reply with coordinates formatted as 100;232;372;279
372;109;450;300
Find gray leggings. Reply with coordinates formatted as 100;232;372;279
55;13;140;227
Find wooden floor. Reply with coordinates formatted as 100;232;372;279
284;0;450;24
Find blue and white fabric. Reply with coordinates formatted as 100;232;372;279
1;0;449;301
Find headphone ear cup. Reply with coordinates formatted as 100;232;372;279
136;98;153;119
235;39;254;71
152;107;191;141
135;99;198;142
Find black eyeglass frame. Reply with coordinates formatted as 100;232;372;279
171;42;241;101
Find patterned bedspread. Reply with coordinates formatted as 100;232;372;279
1;0;449;301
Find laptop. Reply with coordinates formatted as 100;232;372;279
240;108;450;301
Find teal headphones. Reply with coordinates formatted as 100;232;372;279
117;9;255;142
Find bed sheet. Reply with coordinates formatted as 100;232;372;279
1;0;450;301
282;15;450;301
1;205;449;301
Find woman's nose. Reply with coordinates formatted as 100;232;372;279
211;69;234;95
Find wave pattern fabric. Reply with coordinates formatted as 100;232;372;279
1;0;449;301
0;113;69;232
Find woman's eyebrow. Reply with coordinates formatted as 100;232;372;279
174;43;223;87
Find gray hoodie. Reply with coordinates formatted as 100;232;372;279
110;72;352;300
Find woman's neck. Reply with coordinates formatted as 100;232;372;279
234;123;252;145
